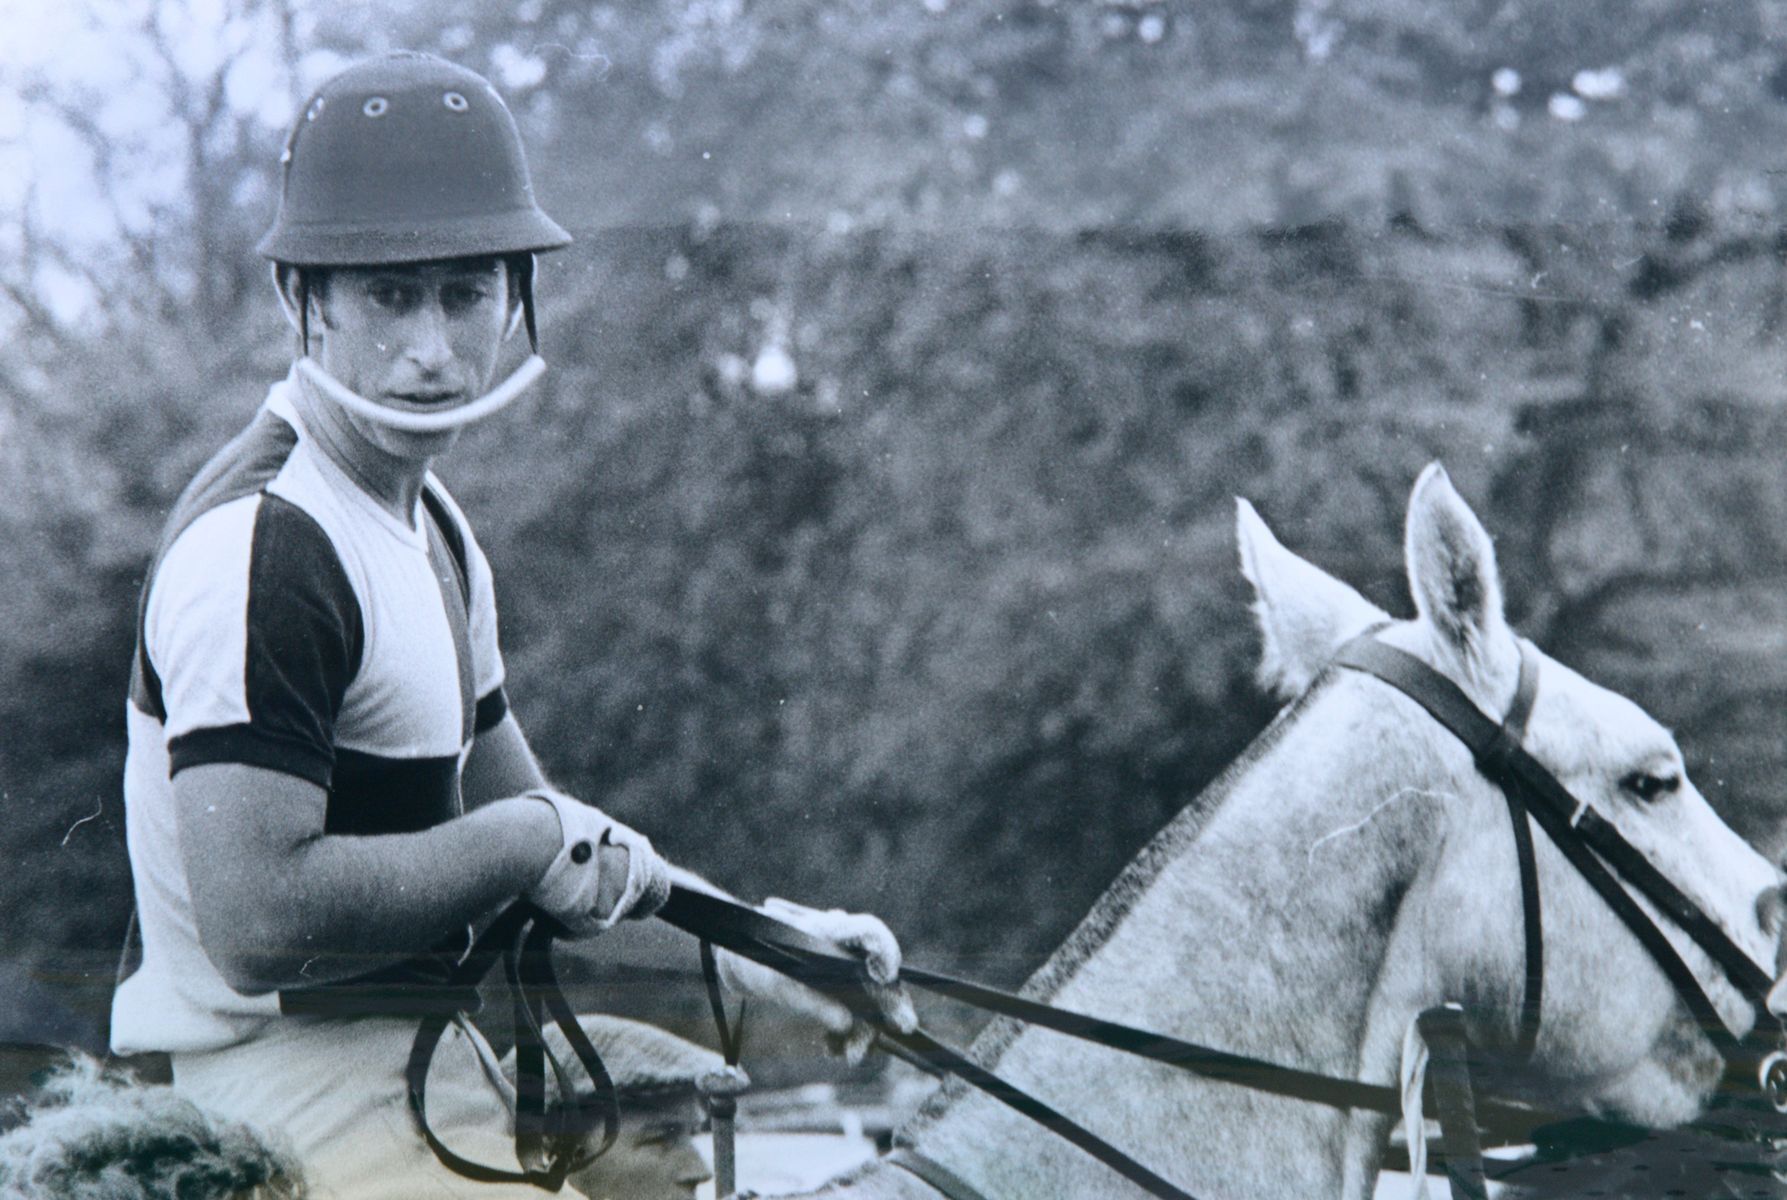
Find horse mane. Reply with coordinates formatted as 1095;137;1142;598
901;671;1343;1136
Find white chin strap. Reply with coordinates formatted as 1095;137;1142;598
295;355;546;434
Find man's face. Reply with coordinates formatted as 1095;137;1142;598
312;257;512;460
566;1096;712;1200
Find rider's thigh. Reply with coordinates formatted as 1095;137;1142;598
173;1015;538;1200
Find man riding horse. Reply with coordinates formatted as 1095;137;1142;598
110;50;913;1198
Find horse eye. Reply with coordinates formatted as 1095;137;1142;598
1620;771;1680;803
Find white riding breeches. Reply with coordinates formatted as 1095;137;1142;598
172;1014;538;1200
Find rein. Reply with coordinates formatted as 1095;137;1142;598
412;633;1787;1198
658;887;1550;1200
406;903;618;1191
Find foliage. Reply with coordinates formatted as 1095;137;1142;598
4;0;1787;1053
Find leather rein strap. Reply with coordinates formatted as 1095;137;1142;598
658;888;1550;1200
409;635;1782;1198
406;903;617;1191
1330;634;1783;1082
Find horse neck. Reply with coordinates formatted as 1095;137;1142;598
900;680;1468;1200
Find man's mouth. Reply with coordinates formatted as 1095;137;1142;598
383;391;464;410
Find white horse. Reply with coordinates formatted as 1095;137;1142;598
767;464;1782;1199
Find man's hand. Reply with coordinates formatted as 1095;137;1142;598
525;791;672;937
716;897;918;1064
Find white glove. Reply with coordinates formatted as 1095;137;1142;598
524;790;671;938
715;897;918;1064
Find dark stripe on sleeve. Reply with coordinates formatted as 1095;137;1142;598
169;724;334;788
178;495;362;784
325;750;462;834
474;686;509;734
132;410;301;721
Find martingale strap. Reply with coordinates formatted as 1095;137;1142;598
1330;635;1783;1079
1419;1006;1491;1200
885;1147;999;1200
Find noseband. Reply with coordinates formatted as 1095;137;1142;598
1331;632;1786;1094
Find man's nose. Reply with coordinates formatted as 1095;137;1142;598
401;303;454;373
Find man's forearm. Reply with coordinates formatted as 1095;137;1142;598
460;711;551;810
203;795;559;993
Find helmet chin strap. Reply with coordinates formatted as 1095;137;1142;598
295;354;546;434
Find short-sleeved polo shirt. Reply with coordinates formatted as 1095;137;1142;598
113;372;510;1054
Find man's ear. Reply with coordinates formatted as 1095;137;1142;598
272;263;304;335
271;264;329;340
504;256;527;342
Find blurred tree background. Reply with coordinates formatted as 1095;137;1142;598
5;0;1787;1057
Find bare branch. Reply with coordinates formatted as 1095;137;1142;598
0;277;75;350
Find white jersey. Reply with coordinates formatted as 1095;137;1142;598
113;371;509;1054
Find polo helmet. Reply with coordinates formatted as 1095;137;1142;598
257;51;571;267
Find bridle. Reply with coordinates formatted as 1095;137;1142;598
412;629;1787;1198
1330;630;1787;1089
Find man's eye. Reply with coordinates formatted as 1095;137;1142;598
368;282;416;310
442;284;490;312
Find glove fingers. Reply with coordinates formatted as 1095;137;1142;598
715;949;855;1036
627;854;672;921
730;902;915;1055
599;826;672;923
832;923;901;985
830;1024;877;1067
867;980;919;1035
760;898;902;985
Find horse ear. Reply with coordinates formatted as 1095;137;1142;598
1404;464;1516;683
1237;498;1390;700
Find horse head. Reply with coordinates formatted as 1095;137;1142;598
784;464;1784;1200
1240;462;1782;1128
